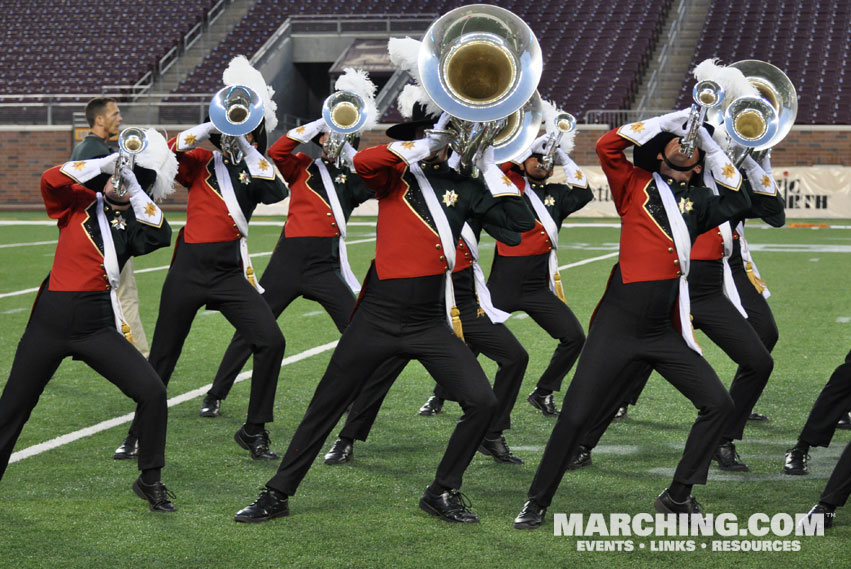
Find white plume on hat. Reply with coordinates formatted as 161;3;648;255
334;67;379;131
222;55;278;132
134;128;177;200
693;59;759;148
388;37;441;118
540;98;577;155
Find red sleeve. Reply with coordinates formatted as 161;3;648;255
268;134;314;184
596;128;647;214
168;136;209;189
499;164;526;193
40;165;95;227
353;144;405;199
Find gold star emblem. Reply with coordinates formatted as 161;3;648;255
678;197;694;214
722;163;736;179
544;195;555;207
442;189;458;207
144;203;157;217
761;175;772;188
184;133;197;147
239;171;250;185
257;159;269;172
334;173;347;184
630;122;645;134
401;141;415;150
72;161;86;171
574;170;584;180
296;126;305;134
501;174;513;186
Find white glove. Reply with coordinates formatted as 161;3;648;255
622;108;691;145
474;145;496;172
742;155;776;195
554;148;569;166
424;112;451;153
759;151;773;178
475;145;519;197
699;126;742;188
696;126;724;154
120;166;143;196
288;118;327;144
176;122;217;150
529;133;549;155
90;153;119;175
341;141;358;172
657;108;692;136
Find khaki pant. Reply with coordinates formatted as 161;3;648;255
118;257;150;357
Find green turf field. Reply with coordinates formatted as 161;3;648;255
0;212;849;569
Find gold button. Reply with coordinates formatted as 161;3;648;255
233;224;238;229
674;259;679;265
327;212;332;217
435;244;441;250
105;284;111;291
99;263;105;269
717;232;722;237
464;252;470;257
439;256;445;261
459;242;464;248
540;231;545;235
433;165;439;170
102;274;108;281
676;270;683;276
331;222;336;227
667;247;673;253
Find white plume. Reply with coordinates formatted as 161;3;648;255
388;37;441;118
135;128;177;200
540;98;577;155
335;67;379;131
222;55;278;132
693;58;758;103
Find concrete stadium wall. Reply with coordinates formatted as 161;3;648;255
1;124;849;209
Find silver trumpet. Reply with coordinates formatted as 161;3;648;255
541;112;576;171
322;90;368;169
680;80;725;158
706;60;798;166
418;3;543;172
111;127;148;198
209;85;265;163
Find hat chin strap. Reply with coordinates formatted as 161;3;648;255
662;152;699;172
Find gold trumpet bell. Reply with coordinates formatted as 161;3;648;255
330;101;360;130
444;40;517;105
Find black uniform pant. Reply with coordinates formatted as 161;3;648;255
730;253;779;353
0;286;167;478
799;350;851;448
338;269;528;442
527;266;734;508
265;268;498;496
579;260;773;450
488;253;585;392
128;237;285;439
209;235;356;400
821;440;851;508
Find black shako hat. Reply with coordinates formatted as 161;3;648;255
83;165;157;197
385;102;440;141
632;122;714;173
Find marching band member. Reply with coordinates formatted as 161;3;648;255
323;216;530;466
233;99;535;524
200;68;379;418
514;108;752;529
482;105;593;417
113;57;288;462
0;132;177;512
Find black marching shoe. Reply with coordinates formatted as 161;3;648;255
199;395;221;418
613;405;628;421
713;441;749;471
234;426;279;460
804;504;835;529
418;396;445;416
324;438;354;465
527;389;559;416
234;488;289;523
514;500;546;529
784;447;809;475
478;434;523;464
838;412;851;430
654;489;702;514
567;444;592;470
132;477;176;512
748;411;770;422
419;488;479;523
113;436;139;460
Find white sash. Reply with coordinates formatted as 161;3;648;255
409;161;462;339
460;223;511;324
653;173;701;354
213;152;264;294
95;193;133;344
736;221;771;299
523;180;566;303
315;159;361;294
703;176;748;317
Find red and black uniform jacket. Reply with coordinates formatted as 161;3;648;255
42;166;171;292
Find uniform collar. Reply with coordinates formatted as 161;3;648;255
419;160;450;174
